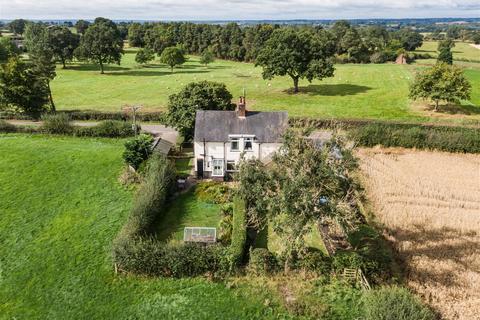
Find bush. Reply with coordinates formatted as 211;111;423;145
0;120;17;133
349;123;480;153
363;287;435;320
218;213;233;245
370;52;388;64
331;251;364;272
296;247;332;274
41;113;73;134
74;120;136;138
194;181;232;204
123;134;155;170
248;248;278;275
229;196;247;268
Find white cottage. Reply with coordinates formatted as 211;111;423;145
193;97;288;179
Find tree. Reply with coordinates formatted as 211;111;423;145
256;28;335;93
159;46;186;72
165;81;234;140
0;57;49;118
135;48;155;65
446;25;461;40
410;63;471;111
200;49;214;66
472;33;480;45
128;23;146;47
9;19;28;35
47;26;80;68
437;41;453;65
395;29;424;51
75;18;124;74
74;19;90;35
24;23;57;111
0;37;18;63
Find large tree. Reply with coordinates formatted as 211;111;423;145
255;28;335;93
165;81;234;140
74;19;90;35
0;57;49;118
0;37;18;63
437;40;454;65
410;63;471;111
128;23;146;47
47;26;80;68
200;48;215;66
9;19;28;35
395;29;424;51
159;46;186;72
75;18;124;74
24;23;57;111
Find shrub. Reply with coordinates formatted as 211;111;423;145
0;120;17;133
297;247;332;274
74;120;136;138
331;251;364;272
123;134;155;170
229;196;247;268
370;52;387;64
194;181;232;204
363;287;435;320
248;248;278;275
41;113;73;134
218;214;233;245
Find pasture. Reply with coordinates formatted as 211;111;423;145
357;148;480;320
51;49;480;123
415;41;480;62
0;134;287;319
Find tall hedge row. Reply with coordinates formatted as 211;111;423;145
229;196;247;267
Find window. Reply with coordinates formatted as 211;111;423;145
226;160;237;172
230;138;239;151
212;159;224;176
244;137;253;151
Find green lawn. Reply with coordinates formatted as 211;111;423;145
415;41;480;61
156;187;223;242
49;48;480;123
0;135;288;319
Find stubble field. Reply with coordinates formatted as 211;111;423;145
357;148;480;320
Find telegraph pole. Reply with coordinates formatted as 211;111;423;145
123;105;142;136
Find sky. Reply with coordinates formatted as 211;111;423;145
1;0;480;20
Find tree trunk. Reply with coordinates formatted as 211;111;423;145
434;100;439;112
284;256;290;274
292;77;299;93
171;66;174;73
47;81;56;113
99;60;104;74
61;57;66;69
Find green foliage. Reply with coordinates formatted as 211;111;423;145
331;251;365;271
194;181;233;204
0;37;18;63
74;120;135;137
218;213;233;245
296;247;332;274
46;25;80;68
165;81;234;140
409;63;471;111
256;27;335;93
350;123;480;153
122;134;154;170
437;40;453;65
247;248;278;275
41;113;73;134
75;18;124;74
200;49;215;66
128;22;146;47
159;46;186;72
0;57;49;118
394;29;424;51
74;19;90;34
230;196;247;268
8;19;27;35
135;48;155;65
363;287;435;320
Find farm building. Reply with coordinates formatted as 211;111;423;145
193;97;288;179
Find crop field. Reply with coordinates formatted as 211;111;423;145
50;49;480;123
0;134;287;319
357;148;480;320
415;41;480;62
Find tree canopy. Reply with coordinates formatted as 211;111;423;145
395;29;424;51
256;28;335;93
9;19;28;35
135;48;155;65
159;46;186;72
409;63;471;111
165;81;235;140
75;18;124;74
74;20;90;35
0;37;18;63
47;26;80;68
200;49;215;66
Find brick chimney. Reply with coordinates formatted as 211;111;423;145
237;96;246;118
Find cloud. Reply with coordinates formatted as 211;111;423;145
1;0;479;20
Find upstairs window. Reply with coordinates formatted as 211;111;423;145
244;137;253;151
230;138;239;151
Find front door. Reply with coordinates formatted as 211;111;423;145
212;159;224;177
197;159;204;178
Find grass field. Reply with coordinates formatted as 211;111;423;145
155;187;222;242
0;134;288;319
357;148;480;320
50;48;480;123
415;41;480;62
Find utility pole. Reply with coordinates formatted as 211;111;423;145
123;105;142;136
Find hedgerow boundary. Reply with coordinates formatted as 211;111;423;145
112;153;248;277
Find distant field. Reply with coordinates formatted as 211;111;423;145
0;135;286;319
357;148;480;320
415;41;480;62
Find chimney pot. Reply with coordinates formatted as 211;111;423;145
237;96;246;118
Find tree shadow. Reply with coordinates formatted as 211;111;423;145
424;103;480;115
154;191;190;241
105;69;210;77
67;64;131;72
283;84;372;96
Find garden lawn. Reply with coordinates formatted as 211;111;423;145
155;187;222;242
52;49;418;121
0;134;288;319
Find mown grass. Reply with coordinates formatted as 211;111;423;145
415;41;480;61
155;187;223;242
0;134;288;319
49;48;479;123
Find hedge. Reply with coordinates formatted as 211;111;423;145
229;196;247;268
1;110;165;122
74;120;136;138
349;123;480;153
